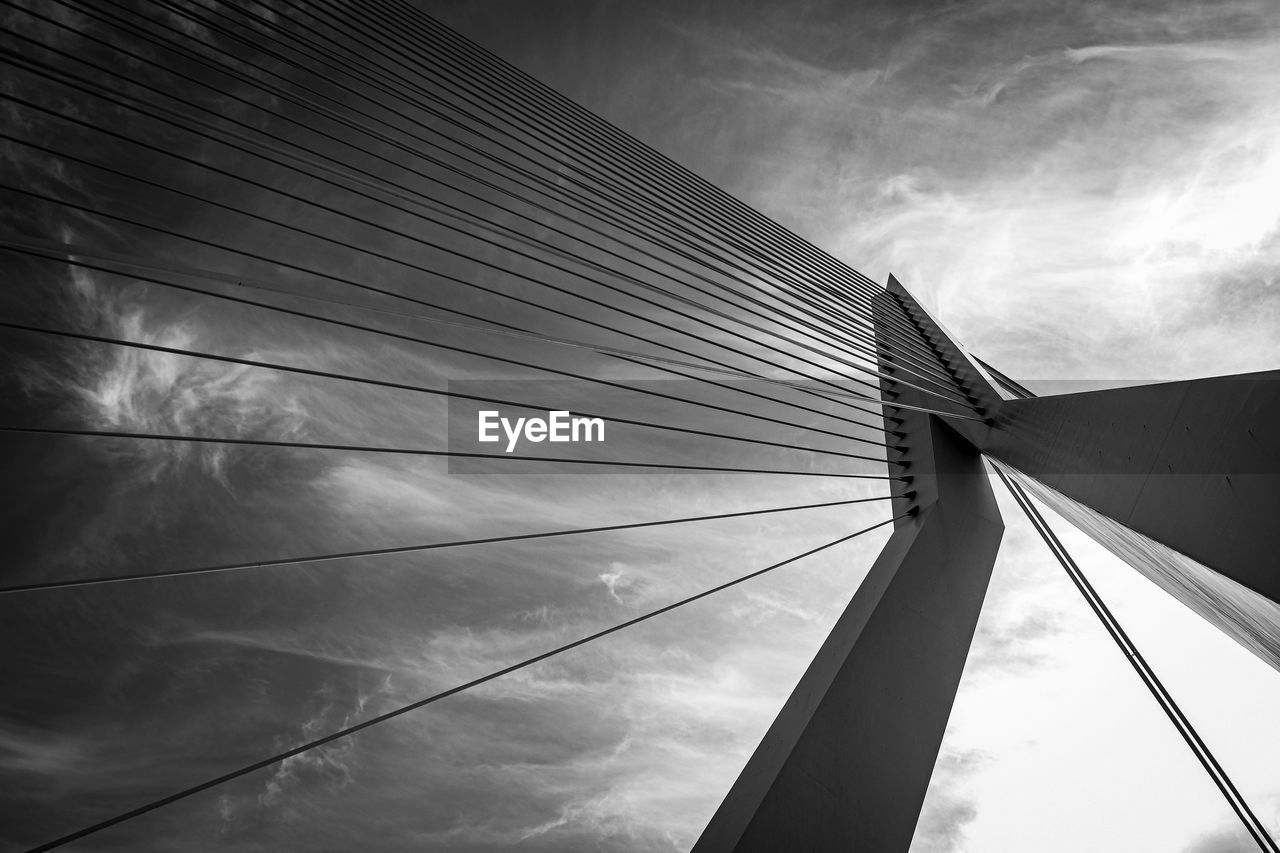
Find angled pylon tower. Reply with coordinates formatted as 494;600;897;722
695;275;1280;851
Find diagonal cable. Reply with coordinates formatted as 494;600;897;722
20;514;903;853
994;464;1279;853
0;496;894;593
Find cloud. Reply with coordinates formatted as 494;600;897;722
1182;825;1259;853
211;676;396;837
167;628;413;676
663;0;1280;385
726;589;823;625
381;629;809;852
910;748;988;853
11;265;312;484
967;608;1065;674
598;564;632;604
825;8;1280;382
0;726;90;778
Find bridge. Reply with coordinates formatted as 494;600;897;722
1;1;1277;851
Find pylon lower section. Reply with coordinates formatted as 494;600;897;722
692;414;1002;852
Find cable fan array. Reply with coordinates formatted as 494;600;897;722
0;1;976;849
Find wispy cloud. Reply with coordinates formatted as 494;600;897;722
12;265;311;483
910;748;988;853
1182;824;1264;853
0;726;91;778
667;0;1280;383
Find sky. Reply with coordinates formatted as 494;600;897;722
1;0;1279;851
